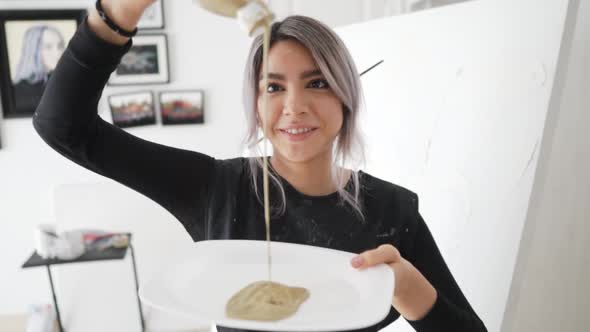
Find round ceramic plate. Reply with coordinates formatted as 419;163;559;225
139;240;394;331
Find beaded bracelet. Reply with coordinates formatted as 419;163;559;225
95;0;138;38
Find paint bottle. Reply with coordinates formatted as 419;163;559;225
193;0;274;36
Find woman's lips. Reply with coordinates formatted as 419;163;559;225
278;127;318;142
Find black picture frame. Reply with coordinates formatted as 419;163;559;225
108;90;157;128
159;90;205;125
137;0;165;30
0;9;86;118
108;34;170;86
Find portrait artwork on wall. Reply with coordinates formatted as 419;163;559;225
0;9;85;118
108;91;156;128
159;90;204;125
109;34;169;86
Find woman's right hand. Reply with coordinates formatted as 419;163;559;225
88;0;158;45
117;0;159;16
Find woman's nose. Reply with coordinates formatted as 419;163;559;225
282;90;308;115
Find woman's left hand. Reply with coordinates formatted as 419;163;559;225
350;244;438;321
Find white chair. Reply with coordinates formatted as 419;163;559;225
52;181;207;332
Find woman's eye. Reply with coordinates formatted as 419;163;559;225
266;83;283;93
308;79;329;89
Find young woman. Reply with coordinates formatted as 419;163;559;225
33;0;487;331
13;25;65;113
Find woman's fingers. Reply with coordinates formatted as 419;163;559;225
351;244;401;269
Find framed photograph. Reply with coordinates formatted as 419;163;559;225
109;34;169;86
159;90;204;125
0;9;85;118
108;91;156;128
137;0;165;29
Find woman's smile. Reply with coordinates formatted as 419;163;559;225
277;125;319;142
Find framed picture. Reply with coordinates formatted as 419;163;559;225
109;34;169;86
137;0;165;29
108;91;156;128
0;9;85;118
159;90;204;125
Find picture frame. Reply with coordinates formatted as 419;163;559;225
137;0;165;30
108;34;169;86
108;91;156;128
0;9;85;118
159;90;204;125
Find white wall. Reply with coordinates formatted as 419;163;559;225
336;0;572;331
501;0;590;331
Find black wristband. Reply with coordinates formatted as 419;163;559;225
95;0;138;38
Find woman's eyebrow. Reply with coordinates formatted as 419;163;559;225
300;69;322;79
263;73;285;81
259;69;323;81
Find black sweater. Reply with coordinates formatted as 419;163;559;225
32;17;487;332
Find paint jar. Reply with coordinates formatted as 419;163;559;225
193;0;274;36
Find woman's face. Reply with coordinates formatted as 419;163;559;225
40;29;65;72
257;40;343;164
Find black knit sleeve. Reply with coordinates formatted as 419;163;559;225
32;16;214;240
405;197;487;331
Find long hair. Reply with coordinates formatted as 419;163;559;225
242;15;366;220
13;25;64;85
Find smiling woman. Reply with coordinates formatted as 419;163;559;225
31;0;487;331
259;40;346;193
244;17;365;219
260;41;345;176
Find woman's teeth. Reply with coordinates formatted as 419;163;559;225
284;128;313;134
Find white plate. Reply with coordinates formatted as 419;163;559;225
139;240;394;331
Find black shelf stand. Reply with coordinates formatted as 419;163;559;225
22;233;145;332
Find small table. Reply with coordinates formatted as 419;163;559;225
22;233;145;332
